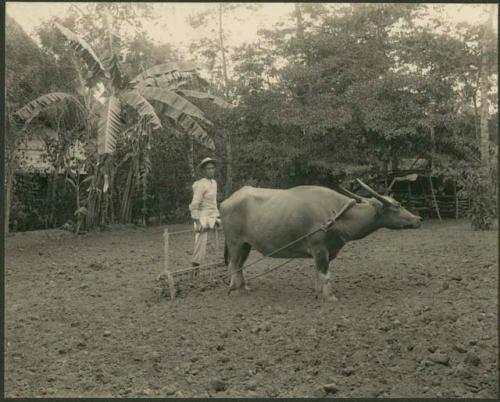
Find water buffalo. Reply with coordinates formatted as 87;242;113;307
220;179;422;301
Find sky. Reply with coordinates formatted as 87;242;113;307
6;2;498;53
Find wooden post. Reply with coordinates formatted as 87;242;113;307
163;228;176;300
428;175;442;223
386;178;396;195
453;180;459;220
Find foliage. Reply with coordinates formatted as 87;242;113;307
46;23;219;154
434;152;498;231
14;15;231;230
5;16;84;233
6;4;499;231
459;167;497;230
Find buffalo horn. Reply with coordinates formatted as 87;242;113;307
336;185;365;203
356;178;394;206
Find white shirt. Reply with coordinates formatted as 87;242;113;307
189;178;220;230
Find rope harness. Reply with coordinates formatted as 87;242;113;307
230;198;357;283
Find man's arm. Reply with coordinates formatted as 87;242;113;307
189;181;204;222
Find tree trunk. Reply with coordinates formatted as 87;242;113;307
430;123;435;171
472;93;479;141
120;164;135;223
4;156;16;234
142;169;147;227
49;172;58;228
218;4;233;197
101;184;109;227
472;70;481;141
479;10;493;176
74;178;82;234
223;130;233;197
295;3;305;44
86;165;102;229
295;3;311;68
188;137;195;180
109;170;115;224
218;4;230;99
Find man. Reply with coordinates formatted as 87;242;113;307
189;157;221;267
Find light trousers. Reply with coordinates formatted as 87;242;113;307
192;216;221;265
192;229;209;265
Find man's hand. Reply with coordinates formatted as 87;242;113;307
194;218;202;232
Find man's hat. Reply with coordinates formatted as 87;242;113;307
197;157;217;170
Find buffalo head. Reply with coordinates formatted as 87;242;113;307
356;179;422;230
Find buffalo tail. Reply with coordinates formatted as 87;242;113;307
224;240;229;266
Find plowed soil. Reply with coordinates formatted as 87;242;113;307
4;220;498;398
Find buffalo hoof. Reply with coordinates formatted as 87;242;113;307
227;285;251;296
325;294;338;302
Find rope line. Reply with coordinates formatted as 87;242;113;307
167;228;195;235
246;258;294;280
167;226;223;237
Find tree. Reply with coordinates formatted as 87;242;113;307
469;5;498;230
479;7;495;175
187;3;261;196
229;3;494;195
15;19;231;228
5;16;78;233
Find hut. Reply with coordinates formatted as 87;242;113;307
373;158;469;220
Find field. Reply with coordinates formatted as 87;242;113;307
4;220;498;398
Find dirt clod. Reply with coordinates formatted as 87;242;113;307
453;343;467;353
429;352;450;365
162;387;176;396
209;379;227;392
323;383;339;394
313;387;327;397
275;306;288;315
464;352;480;367
244;381;257;391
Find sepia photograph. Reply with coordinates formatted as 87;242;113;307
3;1;499;398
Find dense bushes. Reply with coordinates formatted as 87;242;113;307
10;174;75;231
459;169;498;230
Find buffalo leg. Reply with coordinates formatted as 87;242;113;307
228;243;251;293
313;248;337;301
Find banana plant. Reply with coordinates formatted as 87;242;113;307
57;22;229;154
65;167;93;234
15;22;232;157
15;21;232;227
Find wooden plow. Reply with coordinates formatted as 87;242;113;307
156;227;227;300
